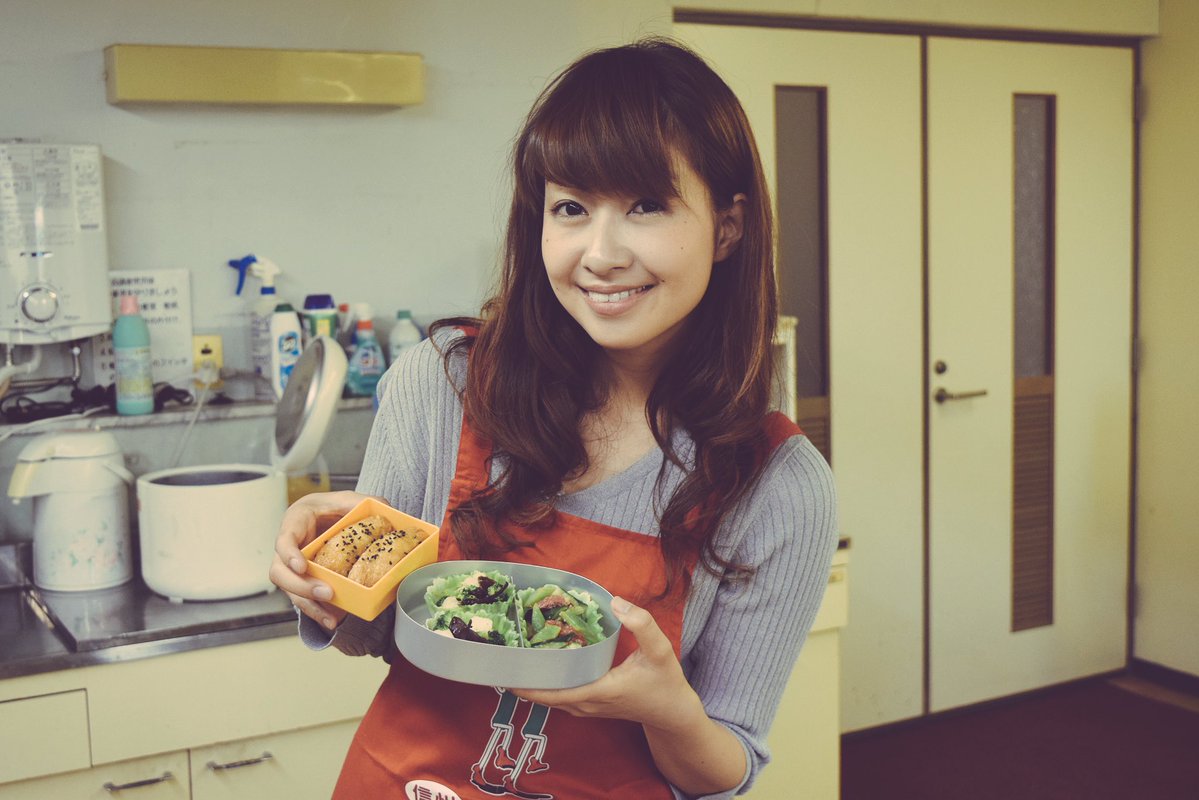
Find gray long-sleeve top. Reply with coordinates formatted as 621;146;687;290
299;327;838;798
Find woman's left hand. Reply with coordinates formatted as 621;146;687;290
511;596;701;731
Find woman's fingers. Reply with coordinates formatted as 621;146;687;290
270;490;375;628
609;596;674;663
275;490;372;571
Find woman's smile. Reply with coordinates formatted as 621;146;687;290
580;284;655;314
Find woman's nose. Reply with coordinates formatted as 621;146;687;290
582;215;632;274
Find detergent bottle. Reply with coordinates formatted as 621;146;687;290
388;309;424;366
345;303;385;398
269;302;303;399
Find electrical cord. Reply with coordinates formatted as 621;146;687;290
1;382;199;424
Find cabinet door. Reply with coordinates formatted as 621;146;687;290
191;718;359;800
88;636;384;765
744;556;847;799
0;690;90;783
0;751;189;800
745;631;842;800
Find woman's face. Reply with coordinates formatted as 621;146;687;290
541;159;743;369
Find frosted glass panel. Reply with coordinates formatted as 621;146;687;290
1014;95;1055;379
775;85;830;463
775;86;827;399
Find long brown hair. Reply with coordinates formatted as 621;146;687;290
433;38;777;600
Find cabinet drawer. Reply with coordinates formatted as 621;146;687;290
191;718;360;800
0;690;90;783
810;564;848;633
0;750;188;800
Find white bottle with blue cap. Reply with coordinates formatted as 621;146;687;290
228;254;284;401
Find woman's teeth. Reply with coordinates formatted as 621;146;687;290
585;286;649;303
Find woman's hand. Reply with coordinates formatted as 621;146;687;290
512;597;695;729
268;490;375;631
512;597;746;795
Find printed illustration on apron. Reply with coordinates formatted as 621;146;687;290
469;689;554;799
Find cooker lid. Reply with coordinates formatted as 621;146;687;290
271;336;348;474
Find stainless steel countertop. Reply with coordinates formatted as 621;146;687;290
0;543;296;681
0;475;364;682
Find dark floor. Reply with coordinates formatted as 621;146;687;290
841;677;1199;799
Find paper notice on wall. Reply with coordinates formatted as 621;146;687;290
92;269;194;387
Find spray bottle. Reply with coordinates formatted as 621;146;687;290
228;254;284;401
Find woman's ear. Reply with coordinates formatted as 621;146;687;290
714;193;747;262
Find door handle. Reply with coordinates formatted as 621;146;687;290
934;387;988;404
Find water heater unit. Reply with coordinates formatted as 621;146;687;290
0;142;113;345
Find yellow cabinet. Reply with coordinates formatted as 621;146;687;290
0;690;90;784
0;751;190;800
745;549;849;800
191;719;359;800
0;636;385;794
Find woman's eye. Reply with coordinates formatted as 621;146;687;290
551;201;586;217
631;199;665;215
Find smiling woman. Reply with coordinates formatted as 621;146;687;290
540;167;742;362
271;37;837;800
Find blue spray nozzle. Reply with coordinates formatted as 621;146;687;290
228;254;258;296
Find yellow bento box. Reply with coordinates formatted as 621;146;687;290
300;497;439;620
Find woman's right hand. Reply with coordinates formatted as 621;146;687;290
269;490;374;631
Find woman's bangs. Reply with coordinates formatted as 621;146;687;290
524;85;683;203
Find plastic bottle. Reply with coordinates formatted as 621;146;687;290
337;302;357;356
113;294;154;415
345;304;385;398
269;302;303;400
227;254;284;401
301;294;339;348
388;310;424;366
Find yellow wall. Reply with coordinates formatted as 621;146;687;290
1136;0;1199;677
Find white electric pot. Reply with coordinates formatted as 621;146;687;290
8;431;135;592
136;337;347;602
137;464;286;601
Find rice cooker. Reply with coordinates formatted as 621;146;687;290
137;337;347;601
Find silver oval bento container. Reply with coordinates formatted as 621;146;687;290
394;560;622;690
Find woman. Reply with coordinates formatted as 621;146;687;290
271;37;837;799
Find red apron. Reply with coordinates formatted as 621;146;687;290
334;410;802;799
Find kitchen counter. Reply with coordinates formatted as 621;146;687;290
2;536;851;682
0;543;296;680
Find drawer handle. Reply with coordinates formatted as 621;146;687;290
828;571;845;584
207;751;274;771
103;771;174;792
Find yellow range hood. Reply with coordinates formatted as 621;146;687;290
104;44;424;107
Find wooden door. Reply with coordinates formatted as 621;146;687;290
926;37;1133;711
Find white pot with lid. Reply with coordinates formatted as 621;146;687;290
137;337;347;601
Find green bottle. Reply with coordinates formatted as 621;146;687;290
113;294;154;415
